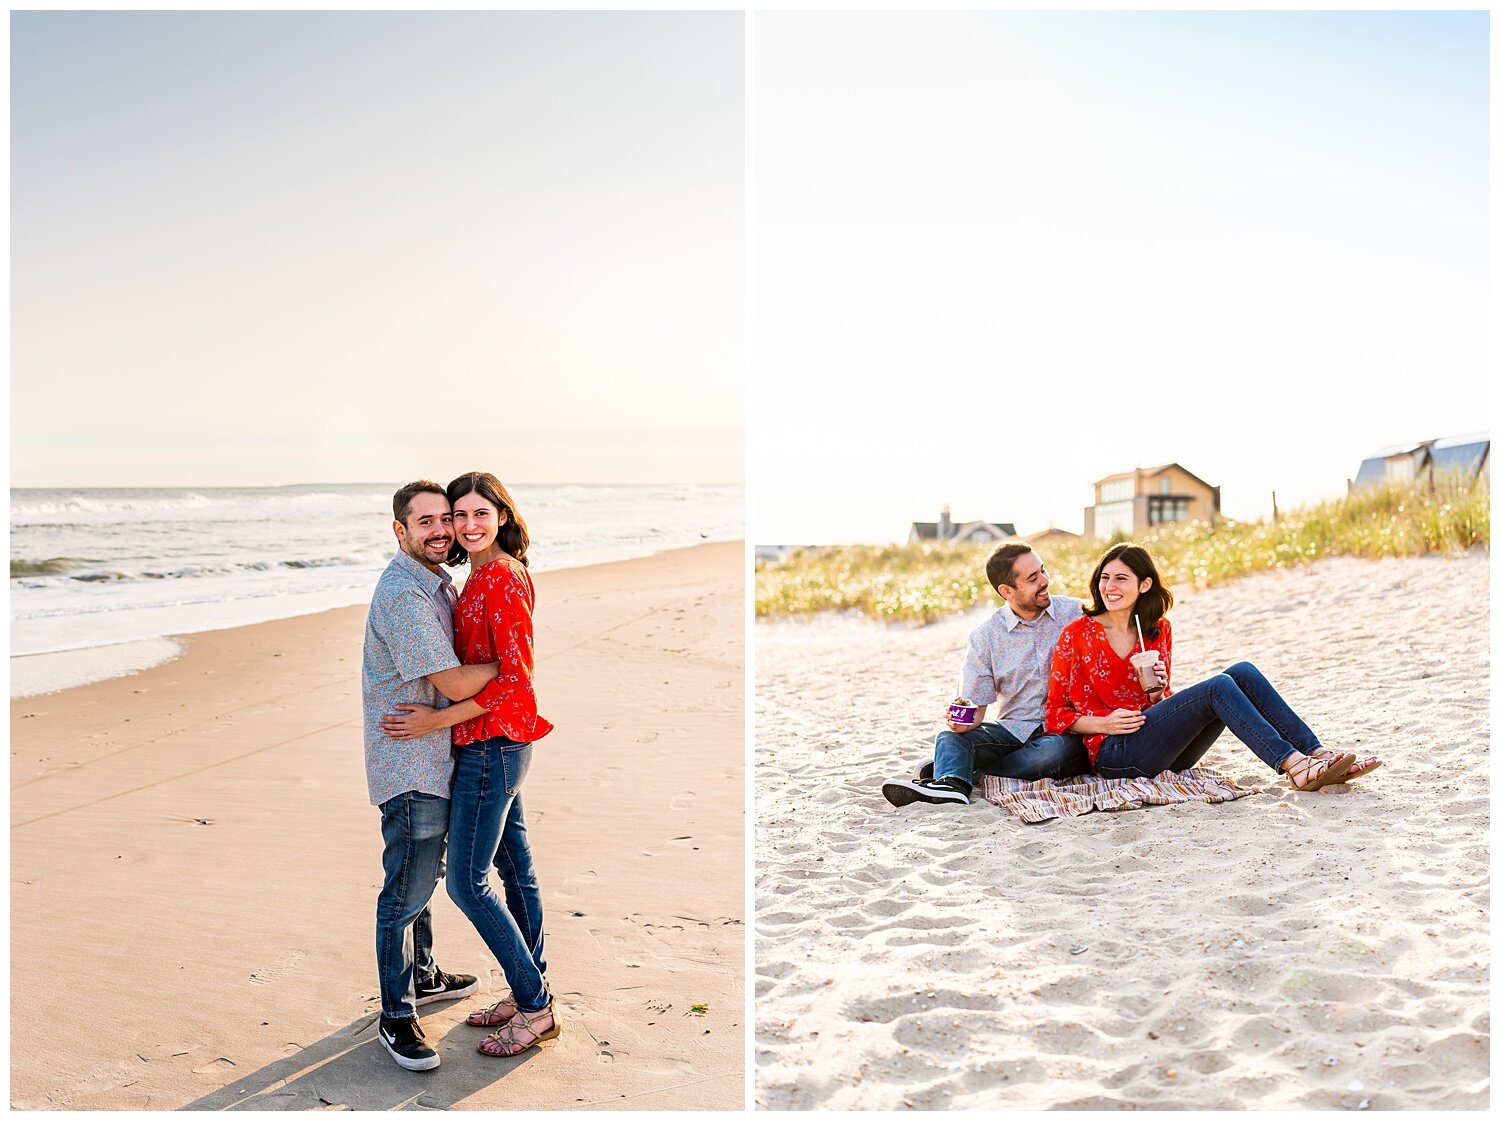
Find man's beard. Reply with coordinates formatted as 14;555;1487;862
405;536;450;563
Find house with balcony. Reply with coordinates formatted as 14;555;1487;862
1083;464;1220;541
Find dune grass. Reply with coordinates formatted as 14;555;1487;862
756;478;1489;623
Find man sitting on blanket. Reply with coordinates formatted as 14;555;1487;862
882;542;1091;808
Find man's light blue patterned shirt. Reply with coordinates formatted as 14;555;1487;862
362;549;461;806
958;595;1084;741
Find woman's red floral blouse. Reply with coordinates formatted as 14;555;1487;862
1044;616;1173;764
452;554;554;747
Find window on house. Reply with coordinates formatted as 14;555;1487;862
1094;501;1133;539
1148;497;1191;525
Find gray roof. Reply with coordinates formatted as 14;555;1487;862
1354;433;1489;487
1429;439;1488;478
910;520;1017;541
1353;456;1398;487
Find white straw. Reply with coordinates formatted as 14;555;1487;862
1135;614;1145;654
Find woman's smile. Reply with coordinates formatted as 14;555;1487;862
1097;559;1145;614
452;494;504;560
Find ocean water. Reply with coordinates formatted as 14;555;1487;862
11;483;743;658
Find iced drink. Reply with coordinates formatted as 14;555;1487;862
1129;650;1162;691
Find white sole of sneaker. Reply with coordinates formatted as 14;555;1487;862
380;1031;441;1071
881;780;968;807
413;979;479;1006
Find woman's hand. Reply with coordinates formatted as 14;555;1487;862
381;704;446;740
1099;708;1146;736
1149;662;1168;691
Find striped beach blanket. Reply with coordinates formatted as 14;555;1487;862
977;768;1257;823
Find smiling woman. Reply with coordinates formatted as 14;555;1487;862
1044;542;1381;790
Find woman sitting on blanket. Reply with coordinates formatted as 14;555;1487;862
1043;542;1381;791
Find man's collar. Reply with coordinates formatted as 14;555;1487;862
999;598;1055;631
392;547;452;590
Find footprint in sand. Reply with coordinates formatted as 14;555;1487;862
1220;893;1277;917
248;948;308;986
844;988;993;1024
886;928;967;949
757;959;797;980
1184;1048;1234;1074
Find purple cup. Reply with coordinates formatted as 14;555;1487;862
947;698;978;725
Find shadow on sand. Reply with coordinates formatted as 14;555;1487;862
180;1011;544;1111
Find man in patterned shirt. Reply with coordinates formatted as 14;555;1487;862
362;480;501;1071
882;543;1090;808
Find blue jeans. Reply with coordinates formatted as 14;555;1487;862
447;737;549;1014
1095;661;1322;778
934;723;1090;786
376;791;448;1020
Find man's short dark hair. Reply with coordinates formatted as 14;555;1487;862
392;480;448;525
985;542;1035;592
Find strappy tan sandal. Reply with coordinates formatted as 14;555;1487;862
1283;751;1354;792
477;996;560;1057
1311;747;1381;782
466;993;517;1027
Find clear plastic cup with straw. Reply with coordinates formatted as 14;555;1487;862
1128;613;1161;691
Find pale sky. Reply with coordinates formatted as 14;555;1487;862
751;11;1489;543
12;11;744;487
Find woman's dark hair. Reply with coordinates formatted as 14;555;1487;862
1082;542;1173;639
444;472;531;568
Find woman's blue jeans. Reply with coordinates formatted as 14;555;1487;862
1094;661;1322;779
446;737;549;1014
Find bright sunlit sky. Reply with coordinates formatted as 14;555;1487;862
12;11;743;487
752;10;1489;543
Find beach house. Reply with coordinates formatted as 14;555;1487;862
1083;464;1220;541
908;506;1016;545
1016;526;1084;551
1350;434;1490;493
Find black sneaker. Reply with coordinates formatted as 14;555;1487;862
918;760;935;782
414;968;479;1007
378;1014;440;1071
881;776;972;807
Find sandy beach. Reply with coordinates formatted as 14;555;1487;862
11;541;744;1111
754;553;1489;1110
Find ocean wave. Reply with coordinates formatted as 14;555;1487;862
11;489;391;526
10;557;83;577
11;550;392;583
11;484;743;528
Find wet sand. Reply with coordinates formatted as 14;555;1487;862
12;541;745;1110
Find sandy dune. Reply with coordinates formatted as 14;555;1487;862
11;542;745;1111
754;553;1488;1110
